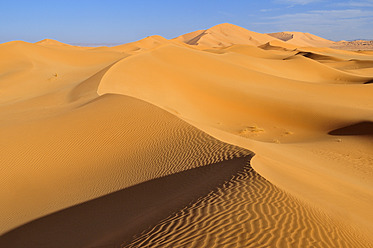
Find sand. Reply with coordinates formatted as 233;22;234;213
268;31;336;47
175;23;278;48
268;31;373;50
0;23;372;247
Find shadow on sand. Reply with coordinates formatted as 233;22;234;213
329;121;373;136
0;156;252;248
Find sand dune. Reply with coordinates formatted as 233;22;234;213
268;31;336;47
0;94;249;236
268;31;373;50
98;43;373;141
175;23;279;47
259;39;300;51
0;157;251;248
35;38;76;47
126;165;369;248
0;40;123;105
108;35;171;53
332;40;373;51
1;23;373;247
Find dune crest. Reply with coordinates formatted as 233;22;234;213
174;23;279;47
125;165;369;248
269;31;373;50
268;31;335;47
35;39;75;47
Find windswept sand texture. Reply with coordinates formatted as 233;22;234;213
125;165;368;248
1;23;373;247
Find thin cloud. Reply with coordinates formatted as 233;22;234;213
269;9;373;22
337;1;373;7
275;0;322;5
260;8;274;12
255;9;373;40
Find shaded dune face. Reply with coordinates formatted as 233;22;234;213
1;23;373;247
2;157;368;248
125;166;368;248
174;23;278;47
268;32;294;42
0;157;251;248
293;51;342;61
329;121;373;136
266;31;336;48
0;94;249;235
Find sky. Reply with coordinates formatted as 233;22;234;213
1;0;373;44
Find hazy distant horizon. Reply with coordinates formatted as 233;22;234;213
15;29;373;47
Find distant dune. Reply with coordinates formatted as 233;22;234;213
35;38;76;47
268;31;373;50
174;23;279;48
332;39;373;50
0;23;372;247
268;31;336;47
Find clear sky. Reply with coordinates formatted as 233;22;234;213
1;0;372;44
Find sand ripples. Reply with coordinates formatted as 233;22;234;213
125;164;370;248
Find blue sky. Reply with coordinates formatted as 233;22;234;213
1;0;372;44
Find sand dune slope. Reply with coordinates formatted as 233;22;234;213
97;39;373;242
268;31;336;47
0;94;249;235
125;165;369;248
0;40;123;105
175;23;279;47
108;35;171;53
35;39;76;48
98;43;373;142
0;157;252;248
267;31;373;50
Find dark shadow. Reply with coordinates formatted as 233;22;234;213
295;51;340;61
258;42;290;51
0;156;252;248
328;121;373;136
364;79;373;84
267;32;294;42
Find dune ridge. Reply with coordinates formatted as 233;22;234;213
268;31;373;50
1;23;373;247
0;94;250;235
125;164;370;248
174;23;279;48
268;31;336;47
0;157;252;248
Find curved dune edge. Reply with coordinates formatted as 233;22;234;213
328;121;373;136
125;165;370;248
96;38;373;242
188;122;373;243
0;157;252;248
0;94;250;235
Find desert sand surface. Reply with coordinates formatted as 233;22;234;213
268;31;373;50
0;23;373;247
268;31;336;48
